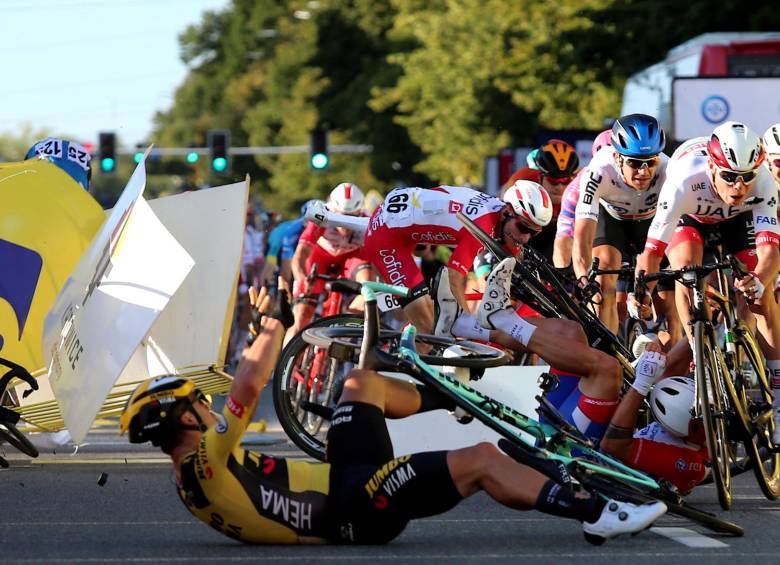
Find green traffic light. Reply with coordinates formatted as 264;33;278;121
311;152;329;170
186;151;199;164
100;157;116;172
212;156;228;172
133;152;143;164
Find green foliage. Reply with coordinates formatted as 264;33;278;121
153;0;780;213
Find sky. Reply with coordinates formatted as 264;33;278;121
0;0;230;149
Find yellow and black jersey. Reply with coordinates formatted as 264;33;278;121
177;395;332;544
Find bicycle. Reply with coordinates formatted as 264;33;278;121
306;280;744;539
637;256;779;510
274;275;508;460
0;358;40;467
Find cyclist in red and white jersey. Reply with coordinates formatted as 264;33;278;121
288;183;374;343
573;115;672;338
635;121;780;439
601;352;707;495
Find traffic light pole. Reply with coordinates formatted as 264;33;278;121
111;145;373;156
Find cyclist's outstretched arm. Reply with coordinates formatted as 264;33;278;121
231;286;294;416
572;218;596;280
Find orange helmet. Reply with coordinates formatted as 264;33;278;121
536;139;579;178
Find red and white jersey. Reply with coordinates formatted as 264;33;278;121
645;137;780;256
628;422;708;494
368;186;506;275
298;221;365;256
575;146;668;222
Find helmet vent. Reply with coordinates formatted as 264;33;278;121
660;386;679;396
653;398;667;415
628;125;639;139
727;147;737;164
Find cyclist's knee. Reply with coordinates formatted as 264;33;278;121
556;319;587;343
340;369;385;404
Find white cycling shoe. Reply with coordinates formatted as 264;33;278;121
583;499;667;545
631;332;658;360
432;267;462;338
477;257;516;330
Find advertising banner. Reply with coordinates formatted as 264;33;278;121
673;77;780;140
44;153;194;443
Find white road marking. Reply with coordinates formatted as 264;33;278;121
651;526;728;548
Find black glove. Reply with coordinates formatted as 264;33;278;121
247;288;295;346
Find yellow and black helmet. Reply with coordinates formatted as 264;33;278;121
119;376;204;446
536;139;579;179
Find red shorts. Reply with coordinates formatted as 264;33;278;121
363;219;426;290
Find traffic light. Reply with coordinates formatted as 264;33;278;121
208;130;230;174
186;149;199;164
133;144;144;164
309;128;329;170
98;132;116;173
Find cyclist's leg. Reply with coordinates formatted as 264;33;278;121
480;258;621;400
592;244;622;334
666;219;706;343
363;223;433;333
344;258;375;311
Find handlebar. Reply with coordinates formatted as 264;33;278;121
636;260;732;289
0;357;39;399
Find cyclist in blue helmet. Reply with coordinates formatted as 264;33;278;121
572;114;679;345
25;137;92;191
611;114;666;158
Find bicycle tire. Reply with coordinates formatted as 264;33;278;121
694;322;733;510
272;314;362;461
302;327;510;368
734;325;780;500
0;421;39;458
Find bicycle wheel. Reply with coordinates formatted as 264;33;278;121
694;322;733;510
734;325;780;499
0;421;39;458
302;327;509;368
272;314;361;461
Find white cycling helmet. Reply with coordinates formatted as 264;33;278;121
327;183;364;215
707;121;765;172
650;376;695;438
503;180;553;228
763;123;780;155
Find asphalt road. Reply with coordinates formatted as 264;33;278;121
2;424;780;565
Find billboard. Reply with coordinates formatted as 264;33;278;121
672;77;780;140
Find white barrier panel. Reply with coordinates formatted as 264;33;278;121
387;365;548;455
43;153;194;443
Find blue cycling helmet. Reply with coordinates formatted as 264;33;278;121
610;114;666;158
25;137;92;190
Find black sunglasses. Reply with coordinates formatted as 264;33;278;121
717;168;757;185
512;218;541;236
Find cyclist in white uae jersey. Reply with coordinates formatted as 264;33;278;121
634;122;780;439
573;115;676;339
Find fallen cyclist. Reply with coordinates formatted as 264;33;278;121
119;284;665;545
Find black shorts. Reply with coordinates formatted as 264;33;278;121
677;212;755;263
325;402;463;544
592;205;652;259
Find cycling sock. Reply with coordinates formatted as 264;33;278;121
415;384;456;413
489;309;536;346
533;480;605;523
768;360;780;407
452;313;490;340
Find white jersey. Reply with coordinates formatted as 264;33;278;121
645;137;780;254
575;146;668;222
633;422;699;451
373;186;505;232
